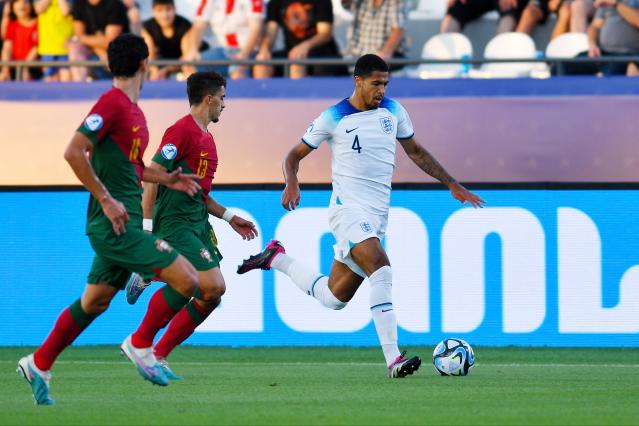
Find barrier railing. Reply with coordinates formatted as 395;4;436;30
1;56;638;80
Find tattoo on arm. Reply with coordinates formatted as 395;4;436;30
410;144;456;185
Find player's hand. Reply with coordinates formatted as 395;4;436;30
281;183;301;211
166;167;201;196
230;216;258;240
449;182;486;208
101;195;129;235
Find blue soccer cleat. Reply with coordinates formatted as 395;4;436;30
125;273;151;305
17;354;55;405
157;357;182;381
120;335;169;386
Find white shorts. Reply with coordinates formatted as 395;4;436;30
328;203;388;278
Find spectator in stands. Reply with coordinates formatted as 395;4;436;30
253;0;346;78
188;0;263;79
342;0;408;70
68;0;129;81
122;0;141;35
550;0;594;39
0;0;38;81
560;0;639;75
440;0;528;34
142;0;199;80
516;0;552;34
35;0;73;81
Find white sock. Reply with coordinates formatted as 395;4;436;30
271;253;345;310
369;265;401;366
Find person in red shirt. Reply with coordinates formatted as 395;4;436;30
0;0;38;81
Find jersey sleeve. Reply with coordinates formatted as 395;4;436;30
395;101;414;140
301;110;334;149
195;0;214;22
152;125;190;171
76;96;121;144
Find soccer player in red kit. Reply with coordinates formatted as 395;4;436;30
17;34;204;405
125;72;258;379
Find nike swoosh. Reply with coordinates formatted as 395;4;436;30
345;128;358;133
381;309;393;312
200;152;208;157
132;125;140;132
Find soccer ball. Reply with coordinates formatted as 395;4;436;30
432;338;475;376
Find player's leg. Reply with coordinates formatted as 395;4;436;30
349;237;422;378
18;254;121;405
154;267;225;379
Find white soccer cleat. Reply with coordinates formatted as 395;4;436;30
17;354;55;405
120;335;169;386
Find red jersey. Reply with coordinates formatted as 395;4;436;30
5;20;38;60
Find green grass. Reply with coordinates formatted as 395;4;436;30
1;346;638;425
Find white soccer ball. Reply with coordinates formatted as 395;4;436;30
432;338;475;376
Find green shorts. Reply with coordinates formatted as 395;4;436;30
160;225;222;272
87;227;179;289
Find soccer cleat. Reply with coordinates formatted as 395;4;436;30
237;240;285;274
120;335;169;386
16;354;55;405
156;357;182;381
125;273;151;305
387;351;422;379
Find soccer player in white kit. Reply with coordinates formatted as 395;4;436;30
238;54;485;378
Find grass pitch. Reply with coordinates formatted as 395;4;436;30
1;346;637;425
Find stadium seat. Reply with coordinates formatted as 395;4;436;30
416;33;473;79
409;0;448;20
469;32;538;78
545;32;589;58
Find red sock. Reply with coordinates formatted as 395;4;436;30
154;300;214;359
33;299;96;371
131;285;190;349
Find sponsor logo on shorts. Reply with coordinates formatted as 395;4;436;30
200;248;213;262
161;144;177;160
360;222;373;233
380;116;393;134
155;239;173;253
84;114;103;132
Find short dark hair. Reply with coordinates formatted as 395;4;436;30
353;54;389;78
187;72;227;106
107;34;149;78
152;0;174;7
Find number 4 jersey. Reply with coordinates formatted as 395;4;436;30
302;98;414;215
152;114;219;232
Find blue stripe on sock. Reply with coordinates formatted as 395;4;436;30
370;302;393;311
310;275;326;297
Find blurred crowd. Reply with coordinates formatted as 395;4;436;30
0;0;637;81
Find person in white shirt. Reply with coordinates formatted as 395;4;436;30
187;0;263;78
238;54;485;379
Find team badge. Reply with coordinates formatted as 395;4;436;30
380;116;394;134
360;222;373;233
155;239;173;253
83;114;103;132
306;122;314;133
200;248;213;262
161;143;177;160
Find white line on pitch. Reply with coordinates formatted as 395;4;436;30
0;360;637;368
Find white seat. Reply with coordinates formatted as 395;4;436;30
545;32;589;58
417;33;473;79
409;0;448;20
469;32;538;78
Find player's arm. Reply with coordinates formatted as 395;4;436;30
64;132;129;235
281;142;315;211
142;163;201;196
206;197;258;240
140;163;162;233
399;137;485;208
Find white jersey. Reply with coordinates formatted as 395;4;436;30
302;98;414;215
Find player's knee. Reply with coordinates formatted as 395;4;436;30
199;280;225;302
83;297;111;315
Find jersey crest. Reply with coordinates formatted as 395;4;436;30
379;116;394;134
